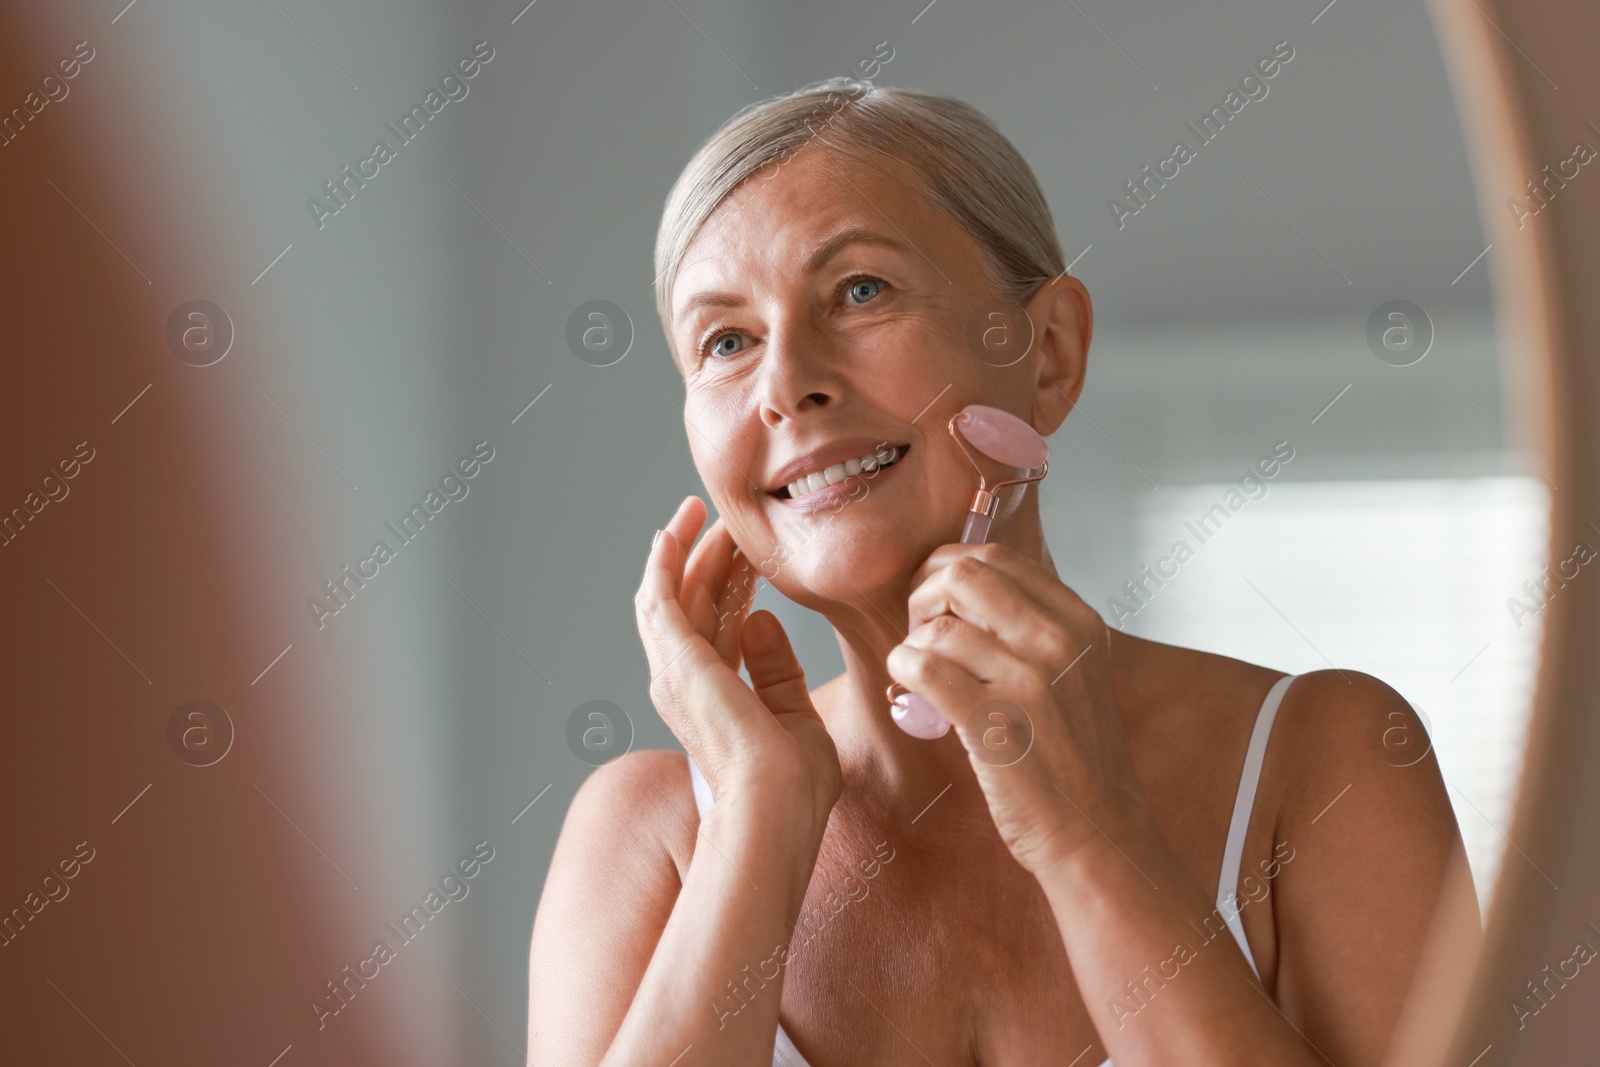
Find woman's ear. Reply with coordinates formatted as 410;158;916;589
1026;274;1092;437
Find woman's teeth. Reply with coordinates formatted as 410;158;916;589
785;446;902;500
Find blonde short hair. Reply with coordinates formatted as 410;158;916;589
652;76;1065;357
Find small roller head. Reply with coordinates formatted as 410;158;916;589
891;690;951;739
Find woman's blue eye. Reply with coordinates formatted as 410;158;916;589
848;277;883;303
701;278;881;359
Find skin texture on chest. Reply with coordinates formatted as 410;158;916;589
769;791;1103;1064
758;665;1280;1066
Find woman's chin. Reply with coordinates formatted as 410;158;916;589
770;530;938;607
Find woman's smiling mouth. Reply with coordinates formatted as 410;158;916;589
768;442;911;505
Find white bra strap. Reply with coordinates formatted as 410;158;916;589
772;1019;810;1067
687;754;714;817
1215;673;1295;980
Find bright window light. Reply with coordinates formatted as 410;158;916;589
1123;475;1551;910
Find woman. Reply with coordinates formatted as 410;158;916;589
528;77;1474;1066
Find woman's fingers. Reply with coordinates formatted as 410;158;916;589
909;544;1101;675
742;610;843;818
741;610;815;718
885;639;987;726
903;613;1032;688
637;502;771;726
914;542;1080;617
667;508;754;668
638;526;763;752
680;516;737;635
662;496;706;591
689;517;738;594
634;498;843;818
710;550;756;668
635;519;716;683
636;499;732;687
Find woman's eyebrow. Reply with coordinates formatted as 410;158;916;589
801;227;911;272
673;228;912;321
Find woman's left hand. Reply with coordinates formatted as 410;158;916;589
885;542;1148;878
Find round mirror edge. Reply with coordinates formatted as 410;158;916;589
1397;1;1596;1064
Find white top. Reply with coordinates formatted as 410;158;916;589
687;673;1297;1067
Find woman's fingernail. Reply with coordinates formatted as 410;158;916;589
652;529;663;548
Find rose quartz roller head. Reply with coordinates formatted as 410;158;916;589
889;405;1050;739
948;404;1050;544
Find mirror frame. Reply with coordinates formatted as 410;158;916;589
1402;0;1599;1063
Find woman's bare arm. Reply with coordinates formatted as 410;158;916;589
527;749;826;1066
530;496;842;1066
1034;671;1476;1066
1263;671;1480;1063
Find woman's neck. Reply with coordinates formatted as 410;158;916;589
807;492;1058;810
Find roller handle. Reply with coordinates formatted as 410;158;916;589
960;509;993;544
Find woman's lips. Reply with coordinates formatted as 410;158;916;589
771;444;908;510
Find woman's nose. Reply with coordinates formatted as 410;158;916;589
758;322;842;426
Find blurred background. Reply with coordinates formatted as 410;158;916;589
0;0;1548;1064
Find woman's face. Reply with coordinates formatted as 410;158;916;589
668;145;1080;610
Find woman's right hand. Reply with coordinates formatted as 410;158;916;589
635;495;841;835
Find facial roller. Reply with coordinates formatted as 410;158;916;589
889;405;1049;739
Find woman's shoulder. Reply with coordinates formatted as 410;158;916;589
1124;635;1437;798
1123;634;1421;738
560;749;700;884
1266;667;1443;811
1156;639;1446;829
1116;635;1283;732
